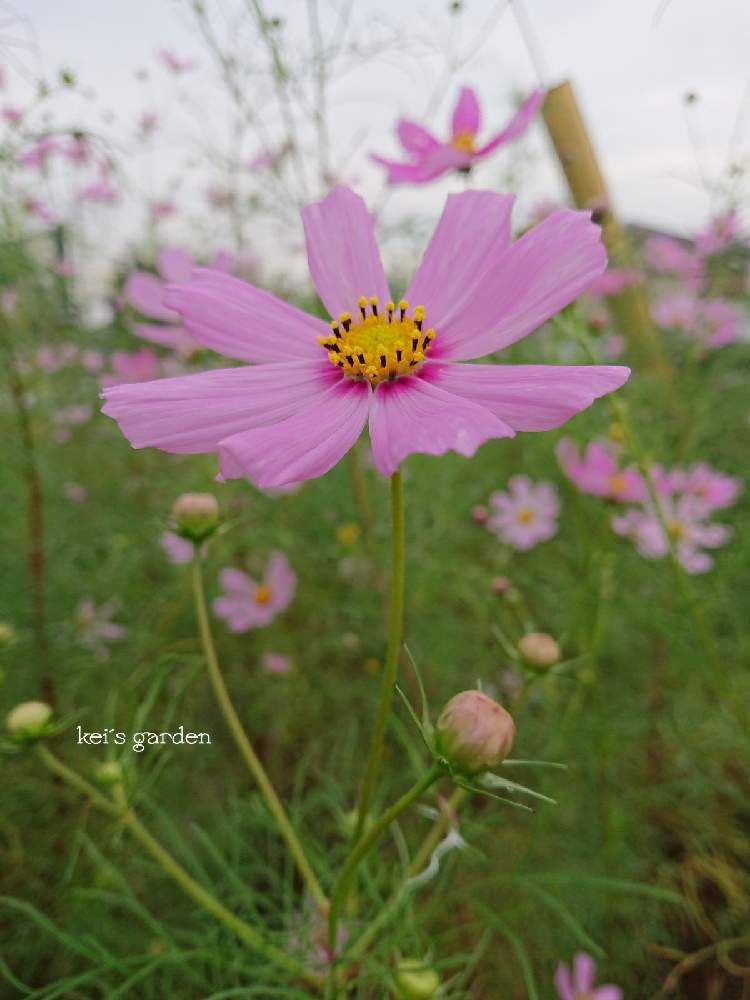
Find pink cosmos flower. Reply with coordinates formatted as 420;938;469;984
653;292;742;349
101;348;161;387
612;494;730;574
18;136;58;169
586;267;643;299
62;482;88;504
262;651;292;675
37;343;78;371
652;462;740;512
124;246;232;355
2;106;23;124
158;49;195;73
695;209;741;256
554;952;622;1000
79;169;118;204
372;87;543;184
81;349;104;372
23;196;57;225
487;476;560;550
102;186;629;488
642;235;699;277
64;136;91;165
160;530;198;564
556;438;647;502
75;598;127;660
213;552;296;632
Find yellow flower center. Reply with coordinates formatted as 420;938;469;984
451;130;475;153
318;297;436;386
255;584;272;605
516;508;536;524
666;519;684;540
608;473;627;494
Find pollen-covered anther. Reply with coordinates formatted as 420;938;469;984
321;295;436;385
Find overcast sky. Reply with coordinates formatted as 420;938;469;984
11;0;750;262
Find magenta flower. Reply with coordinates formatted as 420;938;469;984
487;476;560;550
612;495;730;574
371;87;543;185
101;348;161;387
102;186;629;488
554;953;622;1000
556;438;647;502
18;136;58;169
213;553;296;632
124;246;232;355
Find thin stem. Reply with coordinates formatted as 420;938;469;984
35;746;318;988
191;556;327;910
328;763;442;952
354;469;405;839
346;444;382;593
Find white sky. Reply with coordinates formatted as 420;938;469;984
9;0;750;278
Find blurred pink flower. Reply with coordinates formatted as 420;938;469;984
124;246;231;355
102;186;629;490
556;438;646;502
2;105;23;124
138;110;159;135
159;530;197;564
18;136;58;169
651;462;740;512
487;476;559;550
81;349;104;372
205;183;233;209
23;196;57;225
695;209;742;256
643;235;699;278
62;482;88;504
53;258;74;277
101;347;161;387
612;494;730;574
586;267;643;299
158;49;195;73
79;169;118;203
37;343;78;371
372;87;543;184
150;199;176;221
262;651;292;674
52;404;92;442
213;552;296;632
653;292;742;349
554;952;622;1000
64;136;91;165
75;598;127;660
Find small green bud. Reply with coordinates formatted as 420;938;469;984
517;632;561;668
5;701;53;740
172;492;219;543
394;958;440;999
95;761;124;786
436;690;515;776
0;622;16;645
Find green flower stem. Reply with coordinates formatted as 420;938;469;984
346;444;382;593
355;468;405;840
347;786;466;960
35;745;319;988
191;556;327;911
328;762;443;952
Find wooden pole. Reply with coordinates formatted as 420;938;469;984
542;81;670;377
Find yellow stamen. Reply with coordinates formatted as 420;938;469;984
451;129;475;153
255;584;272;605
516;508;536;524
608;473;627;494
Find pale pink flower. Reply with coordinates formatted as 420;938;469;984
1;289;18;314
138;111;159;135
102;186;629;489
124;246;231;355
18;136;58;169
64;136;91;165
37;344;78;371
487;476;560;550
602;333;625;359
79;169;118;203
23;196;57;225
262;651;292;674
554;952;622;1000
372;87;543;185
205;183;233;210
159;530;197;564
556;438;647;502
158;49;195;74
651;462;740;512
62;482;88;504
52;404;92;443
100;348;161;387
53;258;74;277
75;598;127;660
586;267;643;299
2;106;23;124
643;235;699;277
150;200;176;221
81;349;104;372
695;209;742;256
653;292;743;349
213;552;296;632
612;495;730;574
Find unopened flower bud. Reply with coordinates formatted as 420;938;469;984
490;575;510;594
5;700;53;739
172;492;219;542
518;632;561;668
471;504;488;525
436;690;515;776
95;761;124;786
394;958;441;999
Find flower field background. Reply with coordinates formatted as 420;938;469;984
1;2;749;998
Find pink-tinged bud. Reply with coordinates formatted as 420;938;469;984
518;632;561;668
172;492;219;542
5;700;53;738
436;691;515;776
471;504;488;525
394;958;441;999
490;575;511;594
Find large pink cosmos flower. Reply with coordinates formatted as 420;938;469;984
102;186;629;489
554;952;621;1000
487;476;560;550
125;247;233;355
556;438;646;502
213;552;296;632
371;87;543;185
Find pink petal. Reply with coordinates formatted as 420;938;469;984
165;269;325;363
157;247;194;283
422;362;629;430
134;322;187;351
553;963;575;1000
125;272;176;322
101;361;339;453
209;248;234;273
405;192;515;332
370;154;437;185
573;953;597;993
368;375;514;477
265;551;296;610
475;88;543;157
396;119;440;156
432;209;607;361
217;377;369;488
451;86;481;137
218;568;252;593
301;185;391;318
592;987;623;1000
